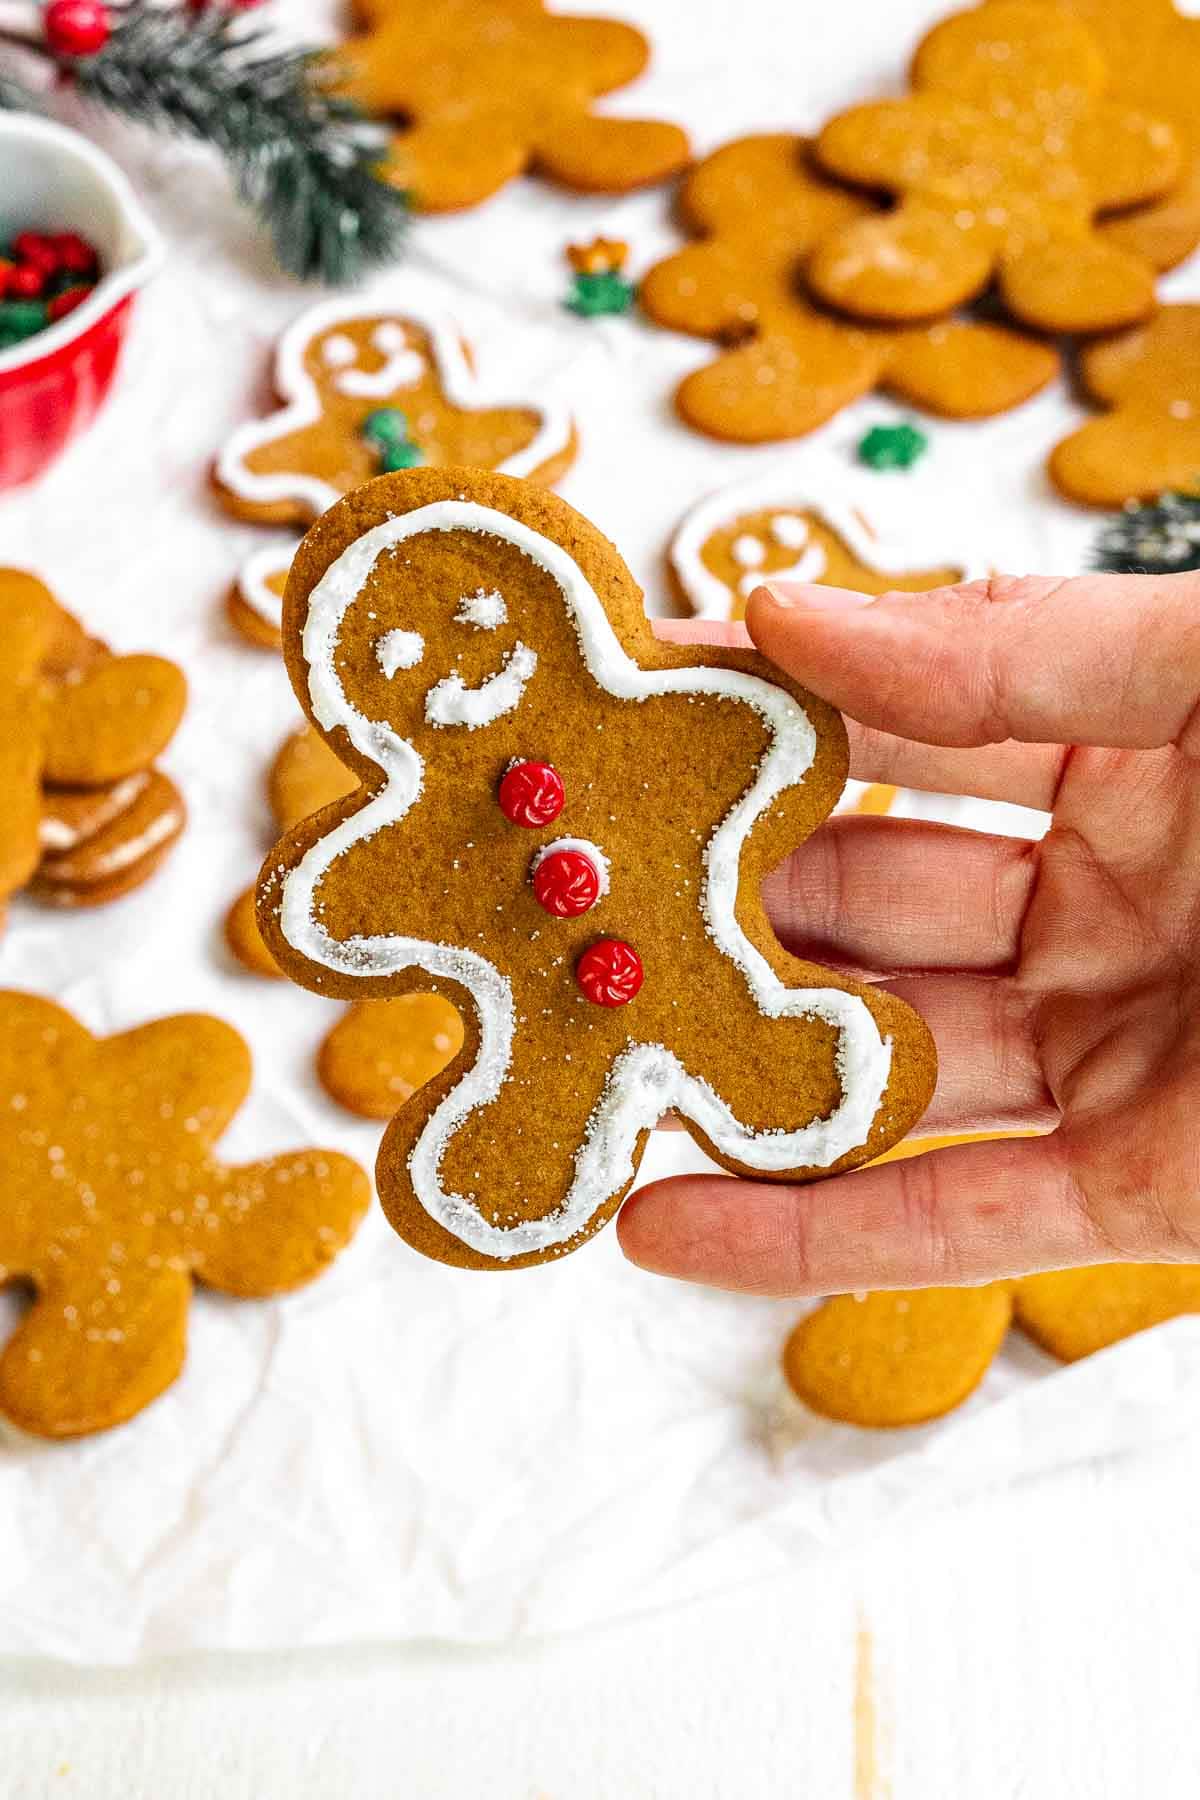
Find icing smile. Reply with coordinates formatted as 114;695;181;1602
425;642;538;730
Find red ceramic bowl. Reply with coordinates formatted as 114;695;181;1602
0;114;162;489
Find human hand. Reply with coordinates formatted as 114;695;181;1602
619;573;1200;1296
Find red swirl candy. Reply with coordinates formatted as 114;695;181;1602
576;939;643;1007
533;848;600;918
498;760;565;828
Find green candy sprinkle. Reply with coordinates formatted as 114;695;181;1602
565;270;636;318
378;440;424;471
361;407;409;448
0;299;48;338
856;421;929;471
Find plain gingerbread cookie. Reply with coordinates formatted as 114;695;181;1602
256;468;936;1271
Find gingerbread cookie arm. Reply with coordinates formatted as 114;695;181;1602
540;11;650;90
188;1152;370;1297
42;654;187;788
108;1015;253;1150
783;1286;1015;1428
808;204;994;323
638;241;780;340
1048;413;1200;508
884;319;1058;418
382;118;530;212
1101;157;1200;273
534;114;691;194
0;1262;191;1439
1014;1264;1200;1363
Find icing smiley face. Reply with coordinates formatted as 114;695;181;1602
257;470;936;1273
214;295;577;529
670;462;990;619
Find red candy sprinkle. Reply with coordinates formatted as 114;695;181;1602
9;265;44;299
576;939;643;1007
13;232;58;275
533;847;601;918
498;760;565;828
52;233;98;277
48;285;92;322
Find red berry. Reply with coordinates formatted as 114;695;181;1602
576;940;643;1007
44;0;112;58
47;284;93;322
9;265;44;299
532;847;601;918
498;760;565;828
51;233;98;277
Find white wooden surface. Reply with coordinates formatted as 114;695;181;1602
2;0;1200;1789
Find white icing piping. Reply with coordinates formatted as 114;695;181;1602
531;836;611;899
278;501;892;1260
235;542;295;631
334;323;425;397
739;542;827;599
454;587;508;630
670;459;990;618
216;295;574;515
425;642;537;730
289;503;897;1246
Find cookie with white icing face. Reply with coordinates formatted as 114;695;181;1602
256;469;936;1271
217;298;577;646
670;467;989;620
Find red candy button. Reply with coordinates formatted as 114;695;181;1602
576;939;643;1007
533;847;601;918
498;759;564;828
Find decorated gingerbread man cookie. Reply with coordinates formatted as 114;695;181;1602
256;470;936;1271
669;462;988;620
331;0;690;211
217;297;577;648
0;991;368;1438
0;570;186;918
639;134;1060;444
1048;304;1200;506
809;1;1179;333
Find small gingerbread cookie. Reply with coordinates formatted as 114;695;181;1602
214;297;577;532
227;545;293;651
0;569;186;918
669;462;987;619
639;134;1060;444
330;0;690;212
257;468;936;1271
0;990;368;1438
1049;305;1200;506
809;1;1178;333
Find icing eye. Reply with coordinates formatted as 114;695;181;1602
321;333;358;369
454;588;508;630
375;629;425;677
373;322;407;353
730;533;766;569
770;513;810;549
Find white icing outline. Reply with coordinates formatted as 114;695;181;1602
425;642;537;730
234;542;294;632
277;500;894;1261
216;295;575;517
531;837;611;901
670;459;990;618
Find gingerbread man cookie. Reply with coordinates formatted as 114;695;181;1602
639;134;1060;444
669;461;988;620
331;0;690;212
224;726;463;1120
1049;304;1200;506
0;570;186;918
809;1;1179;333
256;469;936;1271
0;991;369;1438
1020;0;1200;273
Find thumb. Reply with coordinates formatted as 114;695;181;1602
745;571;1200;753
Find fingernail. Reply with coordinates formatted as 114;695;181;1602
763;582;877;611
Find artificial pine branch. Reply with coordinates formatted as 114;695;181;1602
56;3;407;283
0;66;38;111
1091;491;1200;576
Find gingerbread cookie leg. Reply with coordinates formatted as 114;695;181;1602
676;325;884;443
0;1262;191;1440
188;1154;369;1297
1014;1264;1200;1362
884;320;1058;418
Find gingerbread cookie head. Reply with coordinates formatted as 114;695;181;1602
215;297;577;528
638;134;1060;444
0;991;369;1438
1049;304;1200;506
332;0;690;212
669;462;987;619
256;469;936;1271
809;1;1179;333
